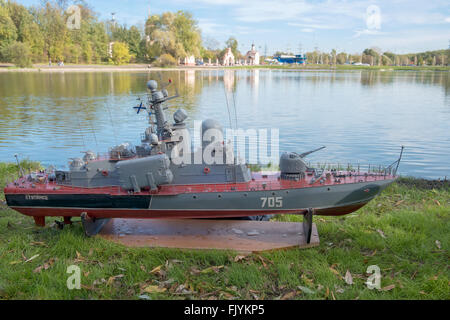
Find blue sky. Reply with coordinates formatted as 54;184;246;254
20;0;450;54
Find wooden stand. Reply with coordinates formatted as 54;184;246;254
98;218;319;253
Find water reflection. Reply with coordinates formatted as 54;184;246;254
0;70;448;178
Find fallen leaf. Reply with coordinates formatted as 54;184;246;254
331;290;336;300
174;284;193;294
143;285;166;293
93;278;106;286
33;261;52;273
138;294;151;300
249;291;259;299
201;265;224;274
25;254;39;263
234;255;247;262
190;267;201;275
344;270;353;285
301;274;314;285
329;267;340;277
376;229;386;238
435;240;441;249
434;200;441;206
221;291;235;299
140;265;146;272
380;284;395;291
256;255;267;268
297;285;315;294
281;291;296;300
107;274;124;285
394;200;404;206
74;251;85;263
169;259;183;264
30;241;47;247
150;265;163;274
81;284;95;290
9;260;21;265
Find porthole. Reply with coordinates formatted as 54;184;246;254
193;195;197;199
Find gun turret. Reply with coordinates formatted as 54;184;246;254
298;146;326;158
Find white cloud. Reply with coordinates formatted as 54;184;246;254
301;28;314;33
367;30;450;52
354;29;386;38
445;17;450;23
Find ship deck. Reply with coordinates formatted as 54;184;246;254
4;170;396;196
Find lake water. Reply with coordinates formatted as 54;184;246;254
0;69;449;179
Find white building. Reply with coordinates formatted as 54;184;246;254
181;55;196;66
245;44;260;65
222;48;235;66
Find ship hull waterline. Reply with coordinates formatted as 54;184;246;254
5;179;394;226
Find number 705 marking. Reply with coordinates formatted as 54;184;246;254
261;197;283;208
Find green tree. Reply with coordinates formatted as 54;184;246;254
1;41;32;67
111;41;132;65
34;2;68;61
144;11;202;61
225;36;240;59
336;52;347;64
0;3;17;53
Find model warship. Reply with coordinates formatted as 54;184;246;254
4;79;403;240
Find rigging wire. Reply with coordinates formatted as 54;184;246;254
105;101;118;146
76;116;87;151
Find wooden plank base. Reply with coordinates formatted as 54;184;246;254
98;218;320;253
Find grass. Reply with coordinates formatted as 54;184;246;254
0;162;448;300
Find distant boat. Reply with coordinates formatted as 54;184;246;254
273;54;307;64
352;62;370;66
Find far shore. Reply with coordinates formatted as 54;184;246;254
0;63;449;73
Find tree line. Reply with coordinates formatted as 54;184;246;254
304;47;449;66
0;0;448;68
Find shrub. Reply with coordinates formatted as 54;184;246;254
111;42;132;65
1;42;32;67
154;53;177;67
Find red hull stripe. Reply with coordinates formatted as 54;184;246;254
10;202;367;219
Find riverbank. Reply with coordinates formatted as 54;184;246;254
1;63;449;73
0;162;448;300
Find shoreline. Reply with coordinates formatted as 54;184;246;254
1;63;449;73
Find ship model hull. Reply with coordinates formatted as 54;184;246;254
5;172;395;226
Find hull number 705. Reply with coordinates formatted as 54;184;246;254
260;197;283;208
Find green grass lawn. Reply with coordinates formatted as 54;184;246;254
0;162;448;300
